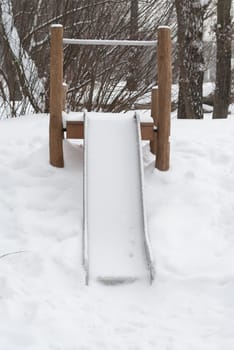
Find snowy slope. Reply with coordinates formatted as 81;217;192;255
0;112;234;349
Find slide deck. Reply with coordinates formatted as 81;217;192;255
83;112;154;285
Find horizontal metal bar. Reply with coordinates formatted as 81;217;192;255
63;38;157;47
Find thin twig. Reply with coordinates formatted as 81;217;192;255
0;250;29;260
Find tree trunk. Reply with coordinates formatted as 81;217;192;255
127;0;139;91
175;0;205;119
213;0;232;119
130;0;138;40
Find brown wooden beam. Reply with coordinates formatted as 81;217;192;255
150;86;159;155
66;121;155;141
49;25;64;167
156;27;171;171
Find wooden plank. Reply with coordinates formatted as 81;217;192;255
66;121;154;141
49;25;64;167
150;86;159;154
62;82;68;111
156;27;171;171
140;123;154;141
66;121;84;139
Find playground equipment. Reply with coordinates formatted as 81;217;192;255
49;24;171;171
84;111;155;284
49;25;172;284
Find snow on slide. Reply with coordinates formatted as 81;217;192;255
83;112;154;285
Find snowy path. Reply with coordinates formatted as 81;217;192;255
84;113;151;283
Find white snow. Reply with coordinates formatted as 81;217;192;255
85;113;149;282
63;111;154;124
158;26;171;29
203;82;215;97
51;24;63;28
63;38;157;47
0;111;234;349
200;0;210;6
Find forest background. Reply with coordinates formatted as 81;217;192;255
0;0;233;119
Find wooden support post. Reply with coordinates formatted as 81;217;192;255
156;27;171;171
62;82;68;111
49;24;64;167
150;86;158;155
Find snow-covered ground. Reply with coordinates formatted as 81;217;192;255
0;112;234;349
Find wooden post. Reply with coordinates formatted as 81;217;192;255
150;86;158;155
49;24;64;167
156;27;171;171
62;82;68;111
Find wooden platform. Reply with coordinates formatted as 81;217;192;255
65;120;155;141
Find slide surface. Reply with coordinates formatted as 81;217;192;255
83;113;154;284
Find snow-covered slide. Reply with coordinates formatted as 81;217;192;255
83;112;155;285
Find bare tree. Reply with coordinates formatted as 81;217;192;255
175;0;209;119
0;0;175;117
0;0;45;116
126;0;139;91
213;0;232;118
